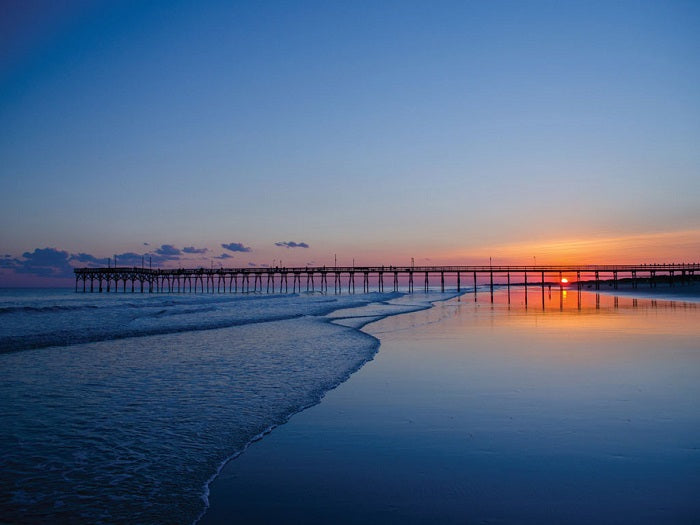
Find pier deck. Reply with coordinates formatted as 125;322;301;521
74;264;699;295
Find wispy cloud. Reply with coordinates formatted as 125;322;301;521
222;242;251;253
183;246;208;254
70;253;109;265
275;241;309;249
155;244;181;256
0;242;229;282
113;252;147;266
72;252;146;267
0;257;19;268
4;248;75;278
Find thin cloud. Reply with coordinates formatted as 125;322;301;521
113;252;146;266
0;257;19;268
183;246;208;254
275;241;309;249
214;253;234;259
10;248;74;278
156;244;181;256
3;245;191;281
71;252;146;267
139;245;183;265
221;242;251;253
70;253;109;266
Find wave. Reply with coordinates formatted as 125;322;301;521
0;304;100;314
193;291;461;525
0;312;308;353
0;289;463;524
0;292;406;354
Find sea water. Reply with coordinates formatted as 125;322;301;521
202;288;700;524
0;288;449;524
0;290;454;523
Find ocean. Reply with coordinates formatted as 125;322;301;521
0;288;451;524
203;288;700;524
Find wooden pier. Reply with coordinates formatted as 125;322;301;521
74;264;698;295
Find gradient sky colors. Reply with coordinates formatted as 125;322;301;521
1;1;699;284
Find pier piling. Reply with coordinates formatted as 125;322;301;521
73;264;699;296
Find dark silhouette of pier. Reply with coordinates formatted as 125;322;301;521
74;264;698;295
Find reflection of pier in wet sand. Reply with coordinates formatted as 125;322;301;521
74;263;699;296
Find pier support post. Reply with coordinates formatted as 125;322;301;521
524;272;528;307
541;273;545;310
507;272;510;304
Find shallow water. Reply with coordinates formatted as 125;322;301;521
203;288;700;524
0;288;450;524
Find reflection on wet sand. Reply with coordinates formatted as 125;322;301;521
203;288;700;525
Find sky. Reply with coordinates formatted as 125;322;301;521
1;0;699;285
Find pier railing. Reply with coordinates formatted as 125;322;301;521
74;263;699;294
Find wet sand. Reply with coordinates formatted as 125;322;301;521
200;289;700;524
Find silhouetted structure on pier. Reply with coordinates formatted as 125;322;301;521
74;264;698;295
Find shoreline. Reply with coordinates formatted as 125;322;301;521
194;291;462;524
199;288;700;524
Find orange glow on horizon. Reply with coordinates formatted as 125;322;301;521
445;228;700;266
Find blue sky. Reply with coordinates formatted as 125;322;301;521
1;1;699;283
